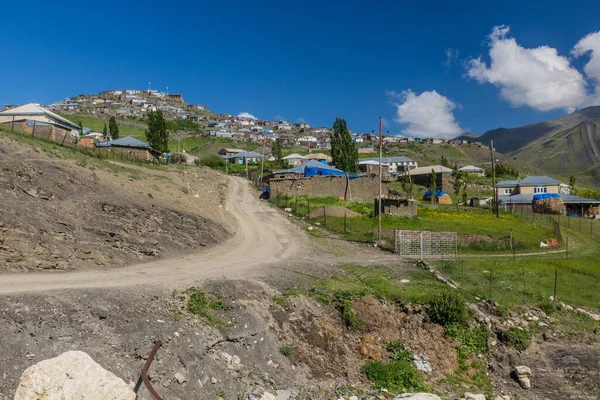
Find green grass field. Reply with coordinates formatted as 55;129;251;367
61;114;147;138
272;195;556;252
168;137;260;155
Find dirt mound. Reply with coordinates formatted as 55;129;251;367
307;206;361;219
0;134;228;271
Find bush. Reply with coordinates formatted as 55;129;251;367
186;290;229;326
386;340;413;363
340;299;362;331
427;290;468;327
201;154;226;168
362;360;426;393
279;344;294;357
498;328;531;351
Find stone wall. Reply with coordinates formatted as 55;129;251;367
269;175;385;200
374;198;418;217
411;172;452;192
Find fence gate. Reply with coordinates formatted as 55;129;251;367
394;230;457;261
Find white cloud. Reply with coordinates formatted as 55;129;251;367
389;89;463;139
237;112;257;119
572;30;600;93
467;25;587;111
445;48;459;67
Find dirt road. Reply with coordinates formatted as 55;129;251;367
0;177;305;294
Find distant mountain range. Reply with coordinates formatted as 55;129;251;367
455;106;600;185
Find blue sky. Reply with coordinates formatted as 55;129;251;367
1;0;600;137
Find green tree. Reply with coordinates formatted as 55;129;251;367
440;155;450;168
451;165;465;204
102;123;107;136
569;174;577;195
108;116;120;139
272;141;285;167
330;118;358;173
145;110;169;152
430;169;437;204
400;170;414;199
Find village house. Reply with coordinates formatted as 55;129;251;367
361;156;417;173
359;160;390;175
228;151;263;165
282;153;307;167
497;176;600;215
459;165;485;177
409;165;453;192
96;136;159;161
0;103;81;145
210;129;233;138
218;148;244;157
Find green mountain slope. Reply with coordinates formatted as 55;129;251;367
478;106;600;155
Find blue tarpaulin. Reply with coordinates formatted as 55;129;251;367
533;193;561;201
424;189;447;197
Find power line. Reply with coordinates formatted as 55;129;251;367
404;92;600;129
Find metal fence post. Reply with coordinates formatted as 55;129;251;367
294;196;297;214
323;206;326;227
490;261;494;300
419;231;424;261
344;213;347;234
307;198;310;216
553;267;558;303
591;218;593;238
566;236;569;259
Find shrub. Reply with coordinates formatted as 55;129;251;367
498;328;531;351
427;290;467;327
362;360;426;393
386;340;413;363
539;298;558;316
186;290;229;326
340;299;362;331
279;345;294;357
201;154;226;168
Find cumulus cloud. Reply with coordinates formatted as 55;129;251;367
389;89;463;139
237;112;257;119
572;31;600;91
466;25;587;111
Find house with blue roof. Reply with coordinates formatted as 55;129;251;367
497;176;600;215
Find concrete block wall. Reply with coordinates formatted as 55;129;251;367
269;175;385;200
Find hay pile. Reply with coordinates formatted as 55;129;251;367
307;206;361;219
532;197;565;215
588;206;599;217
437;193;453;205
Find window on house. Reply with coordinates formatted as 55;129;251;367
503;188;512;195
534;186;547;194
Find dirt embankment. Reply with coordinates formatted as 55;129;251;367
0;135;229;271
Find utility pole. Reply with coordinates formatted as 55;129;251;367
491;140;499;218
378;117;383;240
260;134;266;183
245;143;249;180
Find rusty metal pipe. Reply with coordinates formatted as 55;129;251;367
141;339;163;400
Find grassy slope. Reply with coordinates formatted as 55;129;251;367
61;114;147;138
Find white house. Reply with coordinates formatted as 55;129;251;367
282;153;308;167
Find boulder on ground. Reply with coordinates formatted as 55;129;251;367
514;365;532;389
14;351;134;400
393;394;441;400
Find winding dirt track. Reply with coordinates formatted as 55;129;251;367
0;177;304;294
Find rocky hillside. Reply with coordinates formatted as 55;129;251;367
0;130;228;271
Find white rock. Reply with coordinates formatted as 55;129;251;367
14;351;134;400
263;392;277;400
514;366;531;377
307;226;314;231
519;377;531;389
393;394;441;400
276;389;292;400
349;396;359;400
211;377;218;384
174;372;187;384
464;393;486;400
400;279;410;284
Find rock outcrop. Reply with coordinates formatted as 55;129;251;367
14;351;134;400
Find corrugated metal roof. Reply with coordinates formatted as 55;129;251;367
361;156;415;163
282;153;308;160
409;165;452;175
230;151;264;158
519;175;561;186
96;136;150;148
499;193;600;205
459;165;484;172
497;180;520;188
0;103;80;130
